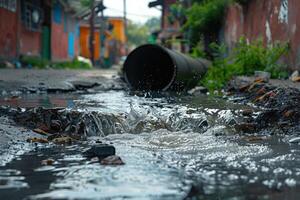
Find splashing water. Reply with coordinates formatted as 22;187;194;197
0;90;300;199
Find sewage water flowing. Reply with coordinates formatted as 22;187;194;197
0;90;300;200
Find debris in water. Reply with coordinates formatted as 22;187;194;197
84;144;116;159
33;128;49;136
41;159;55;166
52;136;73;145
235;123;257;133
26;137;49;144
100;155;125;166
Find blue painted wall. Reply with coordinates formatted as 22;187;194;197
68;32;75;58
53;1;62;24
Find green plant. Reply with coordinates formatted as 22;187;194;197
190;41;207;58
20;56;49;68
184;0;230;46
233;37;289;77
20;56;92;69
52;59;92;69
200;38;289;92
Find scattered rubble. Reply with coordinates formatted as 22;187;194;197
100;155;125;166
254;71;271;83
26;137;49;144
227;77;300;134
52;136;74;145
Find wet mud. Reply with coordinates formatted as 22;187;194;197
227;77;300;134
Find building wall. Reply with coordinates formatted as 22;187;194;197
0;7;18;59
224;0;300;71
162;0;179;31
51;1;79;61
19;26;42;57
108;18;126;43
18;0;43;57
79;26;100;60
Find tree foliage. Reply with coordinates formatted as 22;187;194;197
201;38;289;92
127;17;160;48
184;0;230;46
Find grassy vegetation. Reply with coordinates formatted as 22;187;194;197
20;56;92;70
198;38;289;92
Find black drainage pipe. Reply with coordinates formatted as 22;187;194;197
123;44;209;91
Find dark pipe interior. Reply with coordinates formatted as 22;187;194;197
124;45;175;91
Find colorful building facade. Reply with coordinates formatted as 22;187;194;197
79;17;126;67
149;0;186;52
0;0;80;62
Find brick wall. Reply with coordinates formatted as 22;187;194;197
0;8;18;59
224;0;300;71
51;1;79;61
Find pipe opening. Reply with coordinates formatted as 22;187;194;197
124;45;175;91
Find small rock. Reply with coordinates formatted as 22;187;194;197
41;159;55;166
241;109;253;116
235;123;257;133
33;128;49;136
50;120;61;132
84;144;116;159
27;137;49;144
100;155;125;165
255;71;271;83
52;136;73;145
188;86;208;95
244;136;266;142
292;76;300;82
290;71;299;81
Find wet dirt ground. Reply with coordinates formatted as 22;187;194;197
0;70;300;200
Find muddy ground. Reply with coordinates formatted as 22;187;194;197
227;76;300;135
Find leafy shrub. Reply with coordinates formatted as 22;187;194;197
20;56;49;69
200;38;289;92
52;59;92;69
183;0;230;45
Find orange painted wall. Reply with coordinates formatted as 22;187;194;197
79;26;100;60
108;18;126;43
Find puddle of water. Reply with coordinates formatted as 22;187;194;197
0;94;77;109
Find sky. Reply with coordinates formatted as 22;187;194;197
103;0;161;23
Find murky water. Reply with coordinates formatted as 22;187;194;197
0;90;300;200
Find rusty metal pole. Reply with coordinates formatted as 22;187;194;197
89;0;95;66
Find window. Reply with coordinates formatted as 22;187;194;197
21;1;43;31
0;0;17;12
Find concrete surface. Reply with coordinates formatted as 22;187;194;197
0;69;120;94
